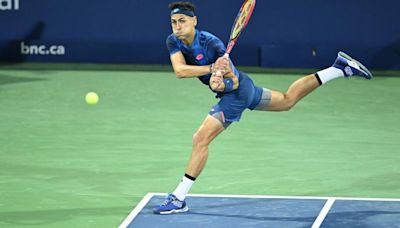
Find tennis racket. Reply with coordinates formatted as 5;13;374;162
224;0;256;57
213;0;256;79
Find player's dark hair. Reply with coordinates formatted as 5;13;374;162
168;2;196;13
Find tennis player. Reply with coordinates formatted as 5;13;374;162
153;1;372;214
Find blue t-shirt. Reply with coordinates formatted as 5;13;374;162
166;29;239;86
166;29;264;122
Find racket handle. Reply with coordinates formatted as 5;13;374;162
215;54;230;78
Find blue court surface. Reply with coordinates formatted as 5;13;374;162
120;193;400;228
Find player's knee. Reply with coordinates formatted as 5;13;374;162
283;102;295;111
284;102;295;111
282;95;296;111
192;131;207;148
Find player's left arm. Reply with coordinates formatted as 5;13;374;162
170;51;212;79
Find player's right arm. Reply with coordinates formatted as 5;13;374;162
170;52;212;79
167;34;212;79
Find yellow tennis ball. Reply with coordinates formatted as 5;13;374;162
85;92;99;105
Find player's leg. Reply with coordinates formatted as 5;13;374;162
265;74;319;111
185;114;226;178
255;51;373;111
153;114;226;214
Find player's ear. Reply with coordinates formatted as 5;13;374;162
193;16;197;26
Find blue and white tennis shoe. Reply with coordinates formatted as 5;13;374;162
333;51;373;79
153;194;188;215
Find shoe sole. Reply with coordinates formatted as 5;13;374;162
157;206;189;215
338;51;373;79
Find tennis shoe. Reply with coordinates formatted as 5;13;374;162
153;194;188;215
333;51;373;79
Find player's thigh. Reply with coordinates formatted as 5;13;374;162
265;90;287;111
194;115;225;144
254;88;285;111
254;89;291;111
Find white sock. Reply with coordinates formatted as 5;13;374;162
316;67;344;84
172;175;195;201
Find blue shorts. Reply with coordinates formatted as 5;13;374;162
209;71;263;123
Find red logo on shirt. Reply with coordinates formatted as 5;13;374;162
196;54;204;60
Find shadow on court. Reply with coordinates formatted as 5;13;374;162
188;210;315;223
0;206;129;226
128;196;325;228
0;74;46;86
189;210;400;227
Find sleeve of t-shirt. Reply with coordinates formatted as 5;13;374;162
166;35;181;55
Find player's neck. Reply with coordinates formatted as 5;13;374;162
182;29;196;46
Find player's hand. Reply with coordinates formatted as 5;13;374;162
209;71;224;91
213;56;232;76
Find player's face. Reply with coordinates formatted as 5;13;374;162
170;14;197;41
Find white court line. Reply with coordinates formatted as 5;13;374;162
311;198;335;228
119;193;155;228
185;193;400;202
119;193;400;227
